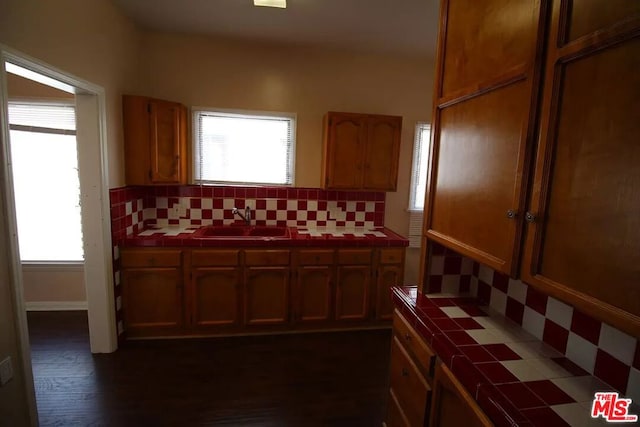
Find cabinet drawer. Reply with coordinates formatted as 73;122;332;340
298;250;334;266
393;310;435;378
390;336;430;427
245;250;290;266
380;248;404;265
337;249;372;265
192;250;239;267
121;249;182;268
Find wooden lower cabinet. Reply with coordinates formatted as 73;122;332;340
191;267;240;327
121;246;405;337
122;268;183;334
430;363;493;427
244;267;290;325
295;266;333;322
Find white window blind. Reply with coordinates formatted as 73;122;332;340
8;102;84;262
193;110;295;186
408;123;431;248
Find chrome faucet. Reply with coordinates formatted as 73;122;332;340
232;206;251;225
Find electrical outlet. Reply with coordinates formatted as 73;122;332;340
0;356;13;387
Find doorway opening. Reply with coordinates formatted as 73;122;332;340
0;46;116;425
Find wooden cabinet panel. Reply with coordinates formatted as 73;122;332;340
121;249;182;268
521;2;640;336
297;249;334;266
191;250;239;267
375;265;403;320
389;337;430;427
323;113;366;189
295;267;332;322
430;363;492;427
123;95;187;186
428;81;531;274
335;266;370;320
338;249;372;265
363;116;402;191
561;0;640;43
322;112;402;191
192;268;240;327
386;390;411;427
392;310;435;379
244;267;290;325
122;268;182;331
439;0;541;96
245;250;290;266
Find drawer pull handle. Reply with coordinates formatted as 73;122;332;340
401;368;409;377
404;333;411;341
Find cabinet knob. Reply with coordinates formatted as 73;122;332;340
506;209;517;219
525;212;536;223
404;333;411;341
401;368;409;377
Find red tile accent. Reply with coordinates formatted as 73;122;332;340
459;275;471;292
492;272;509;293
477;384;530;427
594;349;631;393
543;320;569;354
526;287;548;315
521;407;570;427
190;198;201;209
432;317;461;331
570;310;602;345
445;330;477;346
427;275;442;292
460;345;496;363
550;357;588;377
476;362;519;384
505;297;525;325
444;256;462;274
460;305;488;317
432;242;446;255
496;383;545;409
483;344;522;361
524;380;575;406
432;298;455;307
455;318;484;330
478;281;492;305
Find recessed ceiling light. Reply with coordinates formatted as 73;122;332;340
254;0;286;8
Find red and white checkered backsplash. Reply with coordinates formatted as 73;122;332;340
425;242;640;401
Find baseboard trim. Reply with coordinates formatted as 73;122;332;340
25;301;88;311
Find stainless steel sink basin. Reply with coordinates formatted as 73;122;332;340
195;226;289;238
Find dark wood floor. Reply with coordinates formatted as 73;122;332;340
27;311;391;427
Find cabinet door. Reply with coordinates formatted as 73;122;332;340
295;267;333;323
389;337;430;427
521;1;640;337
375;265;403;320
430;363;492;427
363;115;402;191
335;265;370;320
323;113;367;189
122;268;183;333
244;267;290;325
191;267;240;327
424;0;547;276
148;99;185;184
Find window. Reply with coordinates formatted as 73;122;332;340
8;102;84;262
408;123;431;248
409;123;431;211
193;109;296;186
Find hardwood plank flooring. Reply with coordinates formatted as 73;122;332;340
27;311;391;426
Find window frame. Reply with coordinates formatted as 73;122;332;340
408;122;432;212
192;107;297;186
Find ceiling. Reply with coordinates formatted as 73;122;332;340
111;0;440;56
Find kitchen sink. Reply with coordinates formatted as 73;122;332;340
196;226;289;238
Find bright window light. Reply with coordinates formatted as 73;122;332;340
193;110;295;186
254;0;287;8
8;102;84;262
409;123;431;211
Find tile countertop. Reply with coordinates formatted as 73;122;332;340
392;286;638;427
121;226;408;248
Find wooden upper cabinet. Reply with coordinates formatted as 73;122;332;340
521;1;640;337
123;95;188;185
322;112;402;191
424;0;547;276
